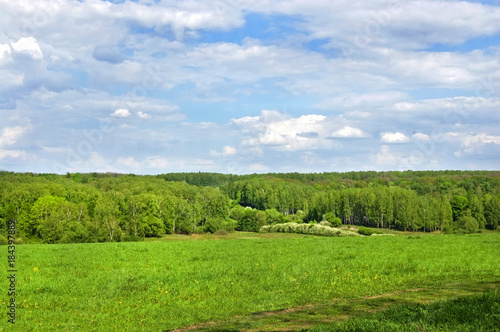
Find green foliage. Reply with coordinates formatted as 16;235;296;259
324;212;342;227
358;226;375;236
450;195;469;221
214;228;228;236
1;170;499;242
483;193;500;230
456;215;479;234
357;226;383;236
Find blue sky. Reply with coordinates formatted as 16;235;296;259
0;0;499;174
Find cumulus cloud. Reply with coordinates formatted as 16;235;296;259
330;126;369;138
0;0;499;173
10;37;43;60
380;132;410;143
210;145;237;156
145;156;169;169
442;132;500;155
0;126;26;147
137;111;151;119
111;109;131;118
0;149;28;161
376;145;398;165
412;133;430;141
116;157;141;169
233;110;329;151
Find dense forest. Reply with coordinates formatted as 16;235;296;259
1;170;499;243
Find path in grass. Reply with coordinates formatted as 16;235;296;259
172;281;500;331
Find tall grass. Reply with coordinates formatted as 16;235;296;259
1;233;499;330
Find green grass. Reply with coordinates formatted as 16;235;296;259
305;289;500;332
1;233;499;331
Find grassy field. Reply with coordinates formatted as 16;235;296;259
1;232;499;331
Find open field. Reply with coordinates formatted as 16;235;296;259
2;232;500;331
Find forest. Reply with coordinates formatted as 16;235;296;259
1;170;499;244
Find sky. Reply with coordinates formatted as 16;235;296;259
0;0;499;175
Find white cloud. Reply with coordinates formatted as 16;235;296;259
393;97;500;113
0;149;28;161
1;0;499;173
234;110;329;151
442;132;500;155
330;126;369;138
248;163;270;173
145;156;169;169
380;132;410;143
412;133;430;141
376;145;398;165
195;159;214;166
111;109;131;118
116;157;141;169
210;145;237;156
0;126;26;147
0;43;11;63
137;111;151;119
10;37;43;60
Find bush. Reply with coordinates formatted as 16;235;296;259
457;216;479;234
0;235;7;245
358;226;374;236
220;219;238;232
259;222;359;237
324;212;342;227
330;217;342;227
214;229;228;236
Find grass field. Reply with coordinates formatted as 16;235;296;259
2;232;499;331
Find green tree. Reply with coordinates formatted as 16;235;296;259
31;195;72;243
467;194;486;229
450;195;468;221
483;194;500;230
457;215;479;234
94;195;122;242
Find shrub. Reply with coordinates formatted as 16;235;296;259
358;226;375;236
357;227;384;236
0;235;7;245
220;219;238;232
457;216;479;234
319;220;331;227
330;217;342;227
214;229;228;236
258;222;359;237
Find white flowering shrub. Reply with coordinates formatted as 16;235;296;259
259;222;359;237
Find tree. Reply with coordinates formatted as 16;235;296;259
30;195;89;243
467;194;486;229
457;215;479;234
94;195;122;242
483;194;500;230
450;195;468;221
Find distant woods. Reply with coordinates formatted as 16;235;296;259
0;170;499;243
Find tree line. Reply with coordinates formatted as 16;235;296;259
0;170;499;243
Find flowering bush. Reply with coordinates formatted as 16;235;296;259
259;222;359;237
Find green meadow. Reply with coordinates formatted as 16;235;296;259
2;232;500;331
